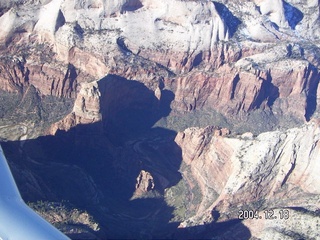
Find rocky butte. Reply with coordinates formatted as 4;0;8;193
0;0;319;239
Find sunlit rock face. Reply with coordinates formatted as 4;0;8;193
133;170;155;197
0;0;320;239
254;0;288;28
175;121;320;238
0;0;319;139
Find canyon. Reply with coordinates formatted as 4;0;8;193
0;0;320;239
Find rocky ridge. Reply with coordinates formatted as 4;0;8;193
0;0;320;139
0;0;320;239
175;121;320;238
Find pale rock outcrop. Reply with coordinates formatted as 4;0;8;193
154;86;161;101
296;0;320;40
61;0;137;29
0;9;17;44
73;0;104;10
61;0;104;29
34;0;64;41
247;23;277;42
255;0;288;28
308;0;319;7
120;0;229;73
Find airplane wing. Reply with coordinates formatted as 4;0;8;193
0;145;70;240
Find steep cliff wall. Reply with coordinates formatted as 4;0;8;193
0;0;319;140
0;0;320;238
175;121;320;238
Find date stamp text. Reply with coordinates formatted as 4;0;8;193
238;209;290;220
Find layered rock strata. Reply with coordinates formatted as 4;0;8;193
174;121;320;238
0;0;319;140
0;0;320;239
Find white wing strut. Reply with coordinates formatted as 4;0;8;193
0;145;70;240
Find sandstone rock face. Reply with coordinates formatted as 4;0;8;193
48;80;102;134
134;170;155;197
0;0;319;138
71;80;102;123
0;0;320;238
34;0;64;41
175;122;320;238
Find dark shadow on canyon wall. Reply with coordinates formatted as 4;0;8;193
306;90;318;121
305;65;319;121
98;74;174;145
1;74;250;239
283;1;304;30
121;0;143;13
173;209;251;239
214;2;242;38
253;73;280;110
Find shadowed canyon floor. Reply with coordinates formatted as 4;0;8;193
2;75;320;239
1;74;255;239
2;105;251;239
1;0;320;239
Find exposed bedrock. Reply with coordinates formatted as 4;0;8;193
1;73;183;238
175;121;320;238
0;0;319;139
162;50;320;133
1;41;319;139
254;0;289;28
0;0;320;238
44;40;320;137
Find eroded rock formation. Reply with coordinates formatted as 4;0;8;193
0;0;320;239
0;0;319;138
133;170;155;197
176;122;320;238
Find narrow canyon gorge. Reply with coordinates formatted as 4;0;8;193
0;0;319;239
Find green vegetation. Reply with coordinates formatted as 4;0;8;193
155;109;231;132
165;179;189;222
27;200;100;233
0;86;74;140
